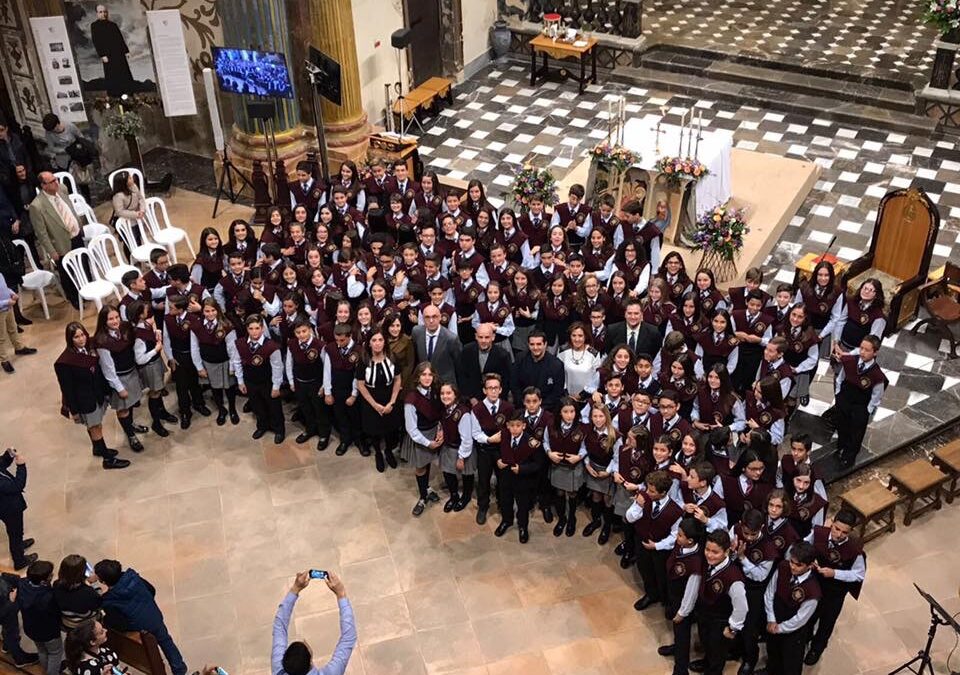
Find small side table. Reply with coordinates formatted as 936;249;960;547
530;34;598;95
839;481;899;543
932;440;960;503
889;459;949;526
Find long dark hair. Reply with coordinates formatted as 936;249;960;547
110;170;132;197
409;360;441;395
197;226;223;260
362;328;390;366
64;321;88;351
56;554;88;589
857;278;886;311
226;218;258;250
93;305;130;345
64;620;99;670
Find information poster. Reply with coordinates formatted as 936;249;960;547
29;16;87;123
146;9;196;117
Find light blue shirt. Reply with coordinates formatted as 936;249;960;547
0;273;12;312
272;592;356;675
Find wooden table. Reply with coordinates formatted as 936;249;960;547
932;440;960;503
839;481;900;543
792;252;849;288
889;459;949;526
530;34;598;95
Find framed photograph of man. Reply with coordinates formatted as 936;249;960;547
63;0;157;96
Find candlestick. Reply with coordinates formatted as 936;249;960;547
678;112;686;156
687;111;693;157
655;120;662;155
695;113;703;160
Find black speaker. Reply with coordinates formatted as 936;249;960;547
246;101;275;120
391;28;411;49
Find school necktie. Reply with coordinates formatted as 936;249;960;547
628;329;638;353
249;341;259;352
490;403;498;417
300;342;309;351
744;480;753;496
715;333;721;345
427;334;435;360
532;217;541;227
205;320;214;331
858;361;867;374
652;500;661;518
790;575;799;586
512;438;519;449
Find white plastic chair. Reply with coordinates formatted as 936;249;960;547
54;170;78;196
116;217;165;266
83;223;111;246
107;167;146;198
13;239;59;319
88;233;139;287
69;193;96;223
61;248;120;319
144;196;193;263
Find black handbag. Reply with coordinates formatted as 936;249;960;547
65;137;98;167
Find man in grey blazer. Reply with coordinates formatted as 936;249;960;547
412;304;461;387
29;172;84;308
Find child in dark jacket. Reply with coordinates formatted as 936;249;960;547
94;559;187;675
17;560;62;675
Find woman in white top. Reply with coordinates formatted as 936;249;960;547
111;170;145;221
557;322;601;411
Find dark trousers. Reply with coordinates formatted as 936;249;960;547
766;625;810;675
1;510;25;566
499;473;534;528
172;351;203;414
835;399;869;463
536;459;552;510
697;616;733;675
635;547;668;602
476;447;502;512
55;235;84;309
740;584;766;666
294;379;330;437
248;381;284;433
330;396;359;445
146;626;187;675
0;601;27;660
665;592;693;675
809;590;846;653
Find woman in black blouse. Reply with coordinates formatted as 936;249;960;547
356;329;403;472
64;620;119;675
53;555;102;632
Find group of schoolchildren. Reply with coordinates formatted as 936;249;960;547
45;157;878;670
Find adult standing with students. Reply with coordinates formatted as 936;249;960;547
0;447;36;570
29;171;84;309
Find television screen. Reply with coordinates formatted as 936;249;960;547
212;47;293;99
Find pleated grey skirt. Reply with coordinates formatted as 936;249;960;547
613;483;636;517
201;360;235;390
440;445;477;475
109;370;142;411
139;358;166;391
550;461;585;492
77;401;107;428
403;425;440;469
584;459;614;496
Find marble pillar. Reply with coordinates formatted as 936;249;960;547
219;0;312;181
306;0;370;171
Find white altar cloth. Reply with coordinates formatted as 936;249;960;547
621;116;734;211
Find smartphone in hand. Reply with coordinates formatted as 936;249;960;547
216;668;229;675
85;562;94;578
309;569;328;580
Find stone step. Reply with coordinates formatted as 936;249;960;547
640;48;917;114
610;65;938;137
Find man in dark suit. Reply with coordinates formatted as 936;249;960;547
511;330;565;412
457;323;511;405
0;448;35;570
412;303;461;387
608;298;662;357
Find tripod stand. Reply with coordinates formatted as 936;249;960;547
395;47;423;139
888;585;960;675
212;144;254;218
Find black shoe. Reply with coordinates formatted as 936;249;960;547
542;506;554;523
519;527;529;544
582;520;601;537
657;644;675;657
426;489;440;503
14;347;37;355
375;452;386;473
476;508;488;525
453;495;470;512
274;432;285;445
359;444;371;457
494;522;511;537
216;410;227;426
737;662;755;675
160;410;178;423
14;553;38;571
689;658;706;673
598;525;611;545
614;541;627;556
335;442;348;456
15;316;32;326
295;432;314;444
92;445;118;458
619;554;635;569
803;648;822;666
837;454;856;470
317;437;330;452
252;429;267;440
151;421;170;438
384;447;398;468
230;411;240;425
180;415;191;430
565;517;577;537
553;519;566;537
242;400;252;413
194;404;212;417
132;423;149;434
412;499;426;517
444;494;459;512
633;595;656;611
13;652;39;667
0;361;13;373
103;457;131;470
15;325;22;333
21;538;34;550
127;434;144;452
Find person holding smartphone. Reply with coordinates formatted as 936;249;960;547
272;570;356;675
0;446;35;570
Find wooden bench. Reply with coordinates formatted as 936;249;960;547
931;439;960;503
106;629;168;675
392;77;453;121
888;459;949;526
839;481;900;543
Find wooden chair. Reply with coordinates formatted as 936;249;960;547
106;629;168;675
932;439;960;503
841;187;941;335
911;261;960;358
888;459;949;526
839;480;900;543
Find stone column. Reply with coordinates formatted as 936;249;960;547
219;0;312;181
307;0;370;171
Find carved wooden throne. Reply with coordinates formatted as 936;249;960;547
841;187;941;335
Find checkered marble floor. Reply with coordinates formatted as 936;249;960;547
641;0;938;86
416;61;960;462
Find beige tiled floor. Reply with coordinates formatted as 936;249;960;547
2;190;959;675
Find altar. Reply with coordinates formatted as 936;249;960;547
585;115;734;245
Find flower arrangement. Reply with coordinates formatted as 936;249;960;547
509;165;559;211
589;142;639;173
655;156;709;189
923;0;960;33
691;202;749;261
102;109;145;140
